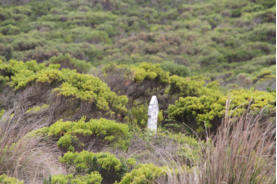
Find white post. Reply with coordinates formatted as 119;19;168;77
147;96;159;133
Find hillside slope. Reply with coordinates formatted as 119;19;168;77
0;0;275;183
0;0;275;89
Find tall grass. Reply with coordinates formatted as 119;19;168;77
160;100;276;184
0;112;65;183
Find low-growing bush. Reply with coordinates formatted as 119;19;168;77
126;103;148;129
0;174;24;184
0;25;20;35
47;117;130;151
118;164;166;184
248;24;275;44
131;62;170;83
168;75;204;97
48;54;92;73
60;150;127;182
26;104;49;113
46;172;102;184
160;62;189;77
0;60;128;115
69;27;111;44
168;88;276;134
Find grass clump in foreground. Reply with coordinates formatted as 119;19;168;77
164;103;276;184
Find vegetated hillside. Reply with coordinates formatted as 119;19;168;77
0;0;275;89
0;0;275;183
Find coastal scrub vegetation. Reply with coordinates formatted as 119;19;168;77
0;0;275;183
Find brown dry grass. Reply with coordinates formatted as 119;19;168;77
0;112;65;184
158;100;276;184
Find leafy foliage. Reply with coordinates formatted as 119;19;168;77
118;164;166;184
47;172;102;184
0;0;274;90
168;88;276;133
131;62;170;83
0;60;128;115
47;117;130;151
60;150;127;182
160;62;190;77
168;75;204;96
126;103;148;129
0;174;24;184
26;104;49;113
48;54;92;73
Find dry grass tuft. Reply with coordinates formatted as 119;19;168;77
0;112;66;184
158;100;276;184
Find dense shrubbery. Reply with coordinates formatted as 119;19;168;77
0;60;128;115
102;62;275;133
126;103;148;129
60;150;127;182
168;75;204;97
45;151;165;184
48;172;102;184
168;88;276;133
0;0;275;183
131;62;170;83
160;61;190;77
0;0;274;89
48;54;92;73
46;117;130;151
118;164;166;184
26;104;49;113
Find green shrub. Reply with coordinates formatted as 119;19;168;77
253;0;275;8
248;24;275;44
251;55;276;66
253;68;275;83
0;174;24;184
118;164;166;184
0;25;20;35
126;103;148;129
60;150;127;181
221;42;273;63
12;36;43;51
48;172;102;184
26;104;49;113
168;75;204;97
198;48;226;66
0;44;13;60
49;54;92;73
96;22;119;37
251;7;276;23
160;62;189;77
0;109;5;118
168;88;276;133
131;62;170;83
241;3;264;13
168;92;226;133
47;117;130;151
69;27;111;44
0;60;128;114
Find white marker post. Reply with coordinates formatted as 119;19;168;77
147;96;159;134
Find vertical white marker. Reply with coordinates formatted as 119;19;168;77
147;96;159;133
